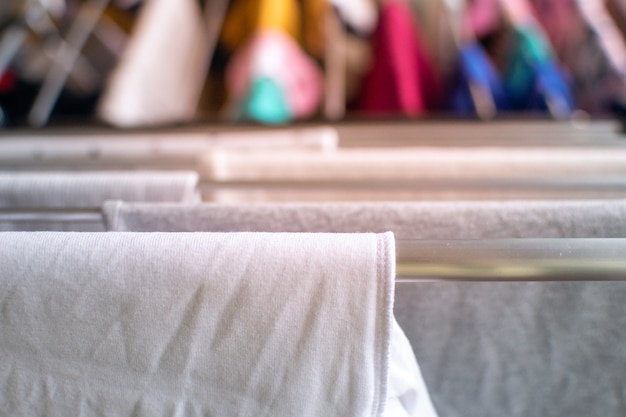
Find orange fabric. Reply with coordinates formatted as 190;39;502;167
221;0;301;51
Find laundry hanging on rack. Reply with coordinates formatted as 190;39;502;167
450;41;508;117
5;0;626;125
606;0;626;44
0;231;436;417
98;0;210;127
0;171;200;231
450;0;575;117
501;24;574;116
530;0;626;113
356;0;442;116
100;199;626;417
220;0;323;124
0;0;133;126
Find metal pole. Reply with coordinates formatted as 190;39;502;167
396;239;626;281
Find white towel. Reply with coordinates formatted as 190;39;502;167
104;201;444;417
0;232;396;417
0;127;338;164
0;172;199;231
0;172;199;207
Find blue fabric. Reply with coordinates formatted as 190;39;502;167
450;43;509;115
450;38;574;117
503;26;575;115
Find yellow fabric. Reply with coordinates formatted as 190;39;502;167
221;0;302;51
301;0;327;58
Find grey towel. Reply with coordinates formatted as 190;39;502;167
103;200;626;238
104;200;626;417
0;171;199;231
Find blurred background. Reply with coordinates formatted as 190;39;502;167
4;4;626;417
2;0;626;128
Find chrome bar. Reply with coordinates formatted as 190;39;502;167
396;239;626;282
0;208;103;223
198;178;626;192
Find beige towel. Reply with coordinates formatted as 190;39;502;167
0;127;337;165
198;147;626;201
199;147;626;181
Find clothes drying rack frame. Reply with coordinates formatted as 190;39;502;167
0;205;623;282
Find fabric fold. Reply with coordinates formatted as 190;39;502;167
102;199;626;416
0;171;200;231
0;231;396;417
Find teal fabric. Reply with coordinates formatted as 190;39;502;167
239;77;291;124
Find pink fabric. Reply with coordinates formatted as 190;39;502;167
501;0;539;25
463;0;502;38
529;0;587;56
357;1;442;116
226;30;323;118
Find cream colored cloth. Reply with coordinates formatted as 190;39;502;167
0;231;397;416
200;147;626;181
198;147;626;201
0;127;338;164
97;0;209;126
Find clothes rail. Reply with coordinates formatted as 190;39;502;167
0;212;623;282
197;177;626;192
0;208;103;223
396;239;626;282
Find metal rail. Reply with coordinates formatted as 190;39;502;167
396;239;626;282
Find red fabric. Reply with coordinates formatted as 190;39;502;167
357;1;442;116
0;71;16;93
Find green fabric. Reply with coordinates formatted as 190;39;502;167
504;25;554;99
240;77;291;124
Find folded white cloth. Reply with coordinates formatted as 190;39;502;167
0;172;199;208
0;172;199;231
0;127;338;164
0;232;398;417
